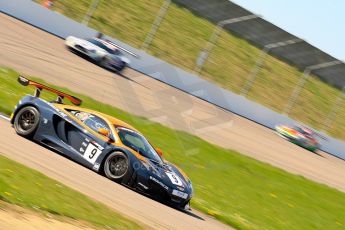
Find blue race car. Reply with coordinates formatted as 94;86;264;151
11;76;193;209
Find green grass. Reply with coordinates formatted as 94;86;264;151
2;67;345;229
0;155;141;229
33;0;345;141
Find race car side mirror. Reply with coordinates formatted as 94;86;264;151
107;136;115;143
98;128;115;143
155;148;163;157
98;128;110;137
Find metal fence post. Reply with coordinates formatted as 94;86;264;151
141;0;171;51
283;60;343;115
241;39;303;96
194;24;223;75
82;0;100;26
194;14;258;75
240;47;269;96
321;86;345;132
283;68;311;115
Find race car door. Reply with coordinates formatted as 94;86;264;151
63;110;113;168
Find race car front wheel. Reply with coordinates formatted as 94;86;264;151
14;106;40;138
104;151;130;183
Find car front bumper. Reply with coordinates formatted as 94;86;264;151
135;174;192;208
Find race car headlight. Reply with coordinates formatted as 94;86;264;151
121;57;130;64
188;179;194;196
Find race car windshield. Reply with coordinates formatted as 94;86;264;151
293;125;313;136
116;127;163;163
86;38;115;54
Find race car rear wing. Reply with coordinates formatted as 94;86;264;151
294;123;328;141
18;76;82;106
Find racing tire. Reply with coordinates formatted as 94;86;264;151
180;201;191;211
103;151;131;183
310;147;318;153
13;106;40;139
65;45;72;51
99;56;109;69
116;62;127;73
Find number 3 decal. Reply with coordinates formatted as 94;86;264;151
84;143;102;164
166;172;183;186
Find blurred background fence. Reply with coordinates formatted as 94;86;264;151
35;0;345;140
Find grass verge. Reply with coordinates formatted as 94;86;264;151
2;67;345;229
0;154;141;230
32;0;345;140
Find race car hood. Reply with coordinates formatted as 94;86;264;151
276;125;304;139
143;158;191;192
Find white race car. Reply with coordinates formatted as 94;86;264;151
65;36;135;72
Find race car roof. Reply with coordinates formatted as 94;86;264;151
102;113;139;132
56;104;139;132
94;38;117;51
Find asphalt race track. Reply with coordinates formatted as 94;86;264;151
1;13;345;228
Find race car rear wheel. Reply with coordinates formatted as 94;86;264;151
14;106;40;138
104;151;130;183
99;57;109;69
116;62;127;72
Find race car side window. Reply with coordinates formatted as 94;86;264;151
86;38;114;54
69;110;113;138
112;49;122;55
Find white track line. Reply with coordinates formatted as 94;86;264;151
0;114;10;121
